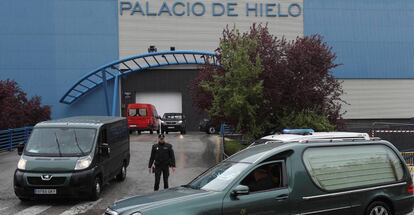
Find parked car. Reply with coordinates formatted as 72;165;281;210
161;113;186;134
105;137;413;215
199;118;220;134
14;116;130;201
127;103;160;134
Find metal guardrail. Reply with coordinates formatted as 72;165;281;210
0;127;32;152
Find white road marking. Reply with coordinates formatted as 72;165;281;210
59;198;102;215
0;207;8;211
14;205;51;215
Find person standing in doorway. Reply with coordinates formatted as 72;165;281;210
148;134;176;191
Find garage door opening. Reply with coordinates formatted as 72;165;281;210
135;92;182;117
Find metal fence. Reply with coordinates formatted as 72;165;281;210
0;127;33;152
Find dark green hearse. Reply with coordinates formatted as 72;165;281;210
14;116;130;201
106;139;413;215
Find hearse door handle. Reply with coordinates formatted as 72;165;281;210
275;194;289;201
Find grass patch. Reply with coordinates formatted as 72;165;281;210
224;139;247;156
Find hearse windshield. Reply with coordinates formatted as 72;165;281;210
186;161;249;192
25;127;96;157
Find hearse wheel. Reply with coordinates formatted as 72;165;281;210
366;201;392;215
116;162;127;182
18;197;30;202
90;177;102;201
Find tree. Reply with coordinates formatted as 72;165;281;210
200;27;264;138
191;24;344;138
0;79;51;129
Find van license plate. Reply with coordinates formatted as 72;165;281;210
34;189;56;195
168;126;174;129
129;125;137;127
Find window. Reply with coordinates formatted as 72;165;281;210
128;108;147;116
303;145;404;191
187;162;250;192
25;128;96;157
163;113;183;119
240;162;284;193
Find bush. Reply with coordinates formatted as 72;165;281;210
224;139;247;156
0;79;51;129
278;111;335;132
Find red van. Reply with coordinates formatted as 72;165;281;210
127;103;160;134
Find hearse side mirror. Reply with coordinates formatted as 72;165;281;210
232;185;249;197
17;143;25;156
101;143;110;156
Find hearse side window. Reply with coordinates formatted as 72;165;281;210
303;145;404;191
240;162;284;193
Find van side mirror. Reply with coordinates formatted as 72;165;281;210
101;143;110;156
17;143;25;156
232;185;249;197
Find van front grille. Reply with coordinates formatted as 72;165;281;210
27;176;66;186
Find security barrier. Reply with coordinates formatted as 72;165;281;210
0;127;32;152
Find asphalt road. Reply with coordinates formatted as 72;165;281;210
0;132;220;215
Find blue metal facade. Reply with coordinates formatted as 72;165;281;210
0;0;119;118
1;0;414;120
304;0;414;79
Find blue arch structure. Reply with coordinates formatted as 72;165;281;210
60;50;219;116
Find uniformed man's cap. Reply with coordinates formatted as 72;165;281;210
158;134;165;139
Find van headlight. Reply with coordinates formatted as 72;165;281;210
177;120;183;124
17;157;27;170
74;156;92;170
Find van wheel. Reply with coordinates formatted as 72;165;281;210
150;130;154;134
208;126;216;134
156;129;160;134
138;131;141;135
165;131;169;134
90;177;102;201
116;163;127;182
366;201;392;215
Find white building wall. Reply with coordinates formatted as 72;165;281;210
119;0;304;57
341;80;414;119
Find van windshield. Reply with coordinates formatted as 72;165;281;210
25;128;96;157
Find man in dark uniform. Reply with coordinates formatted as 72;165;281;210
148;134;176;191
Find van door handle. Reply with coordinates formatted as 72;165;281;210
275;194;289;201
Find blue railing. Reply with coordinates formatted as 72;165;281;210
0;127;33;152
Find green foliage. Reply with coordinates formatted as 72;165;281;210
191;24;344;138
201;28;264;139
224;139;247;156
278;111;335;132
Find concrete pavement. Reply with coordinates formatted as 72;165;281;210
0;132;219;215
